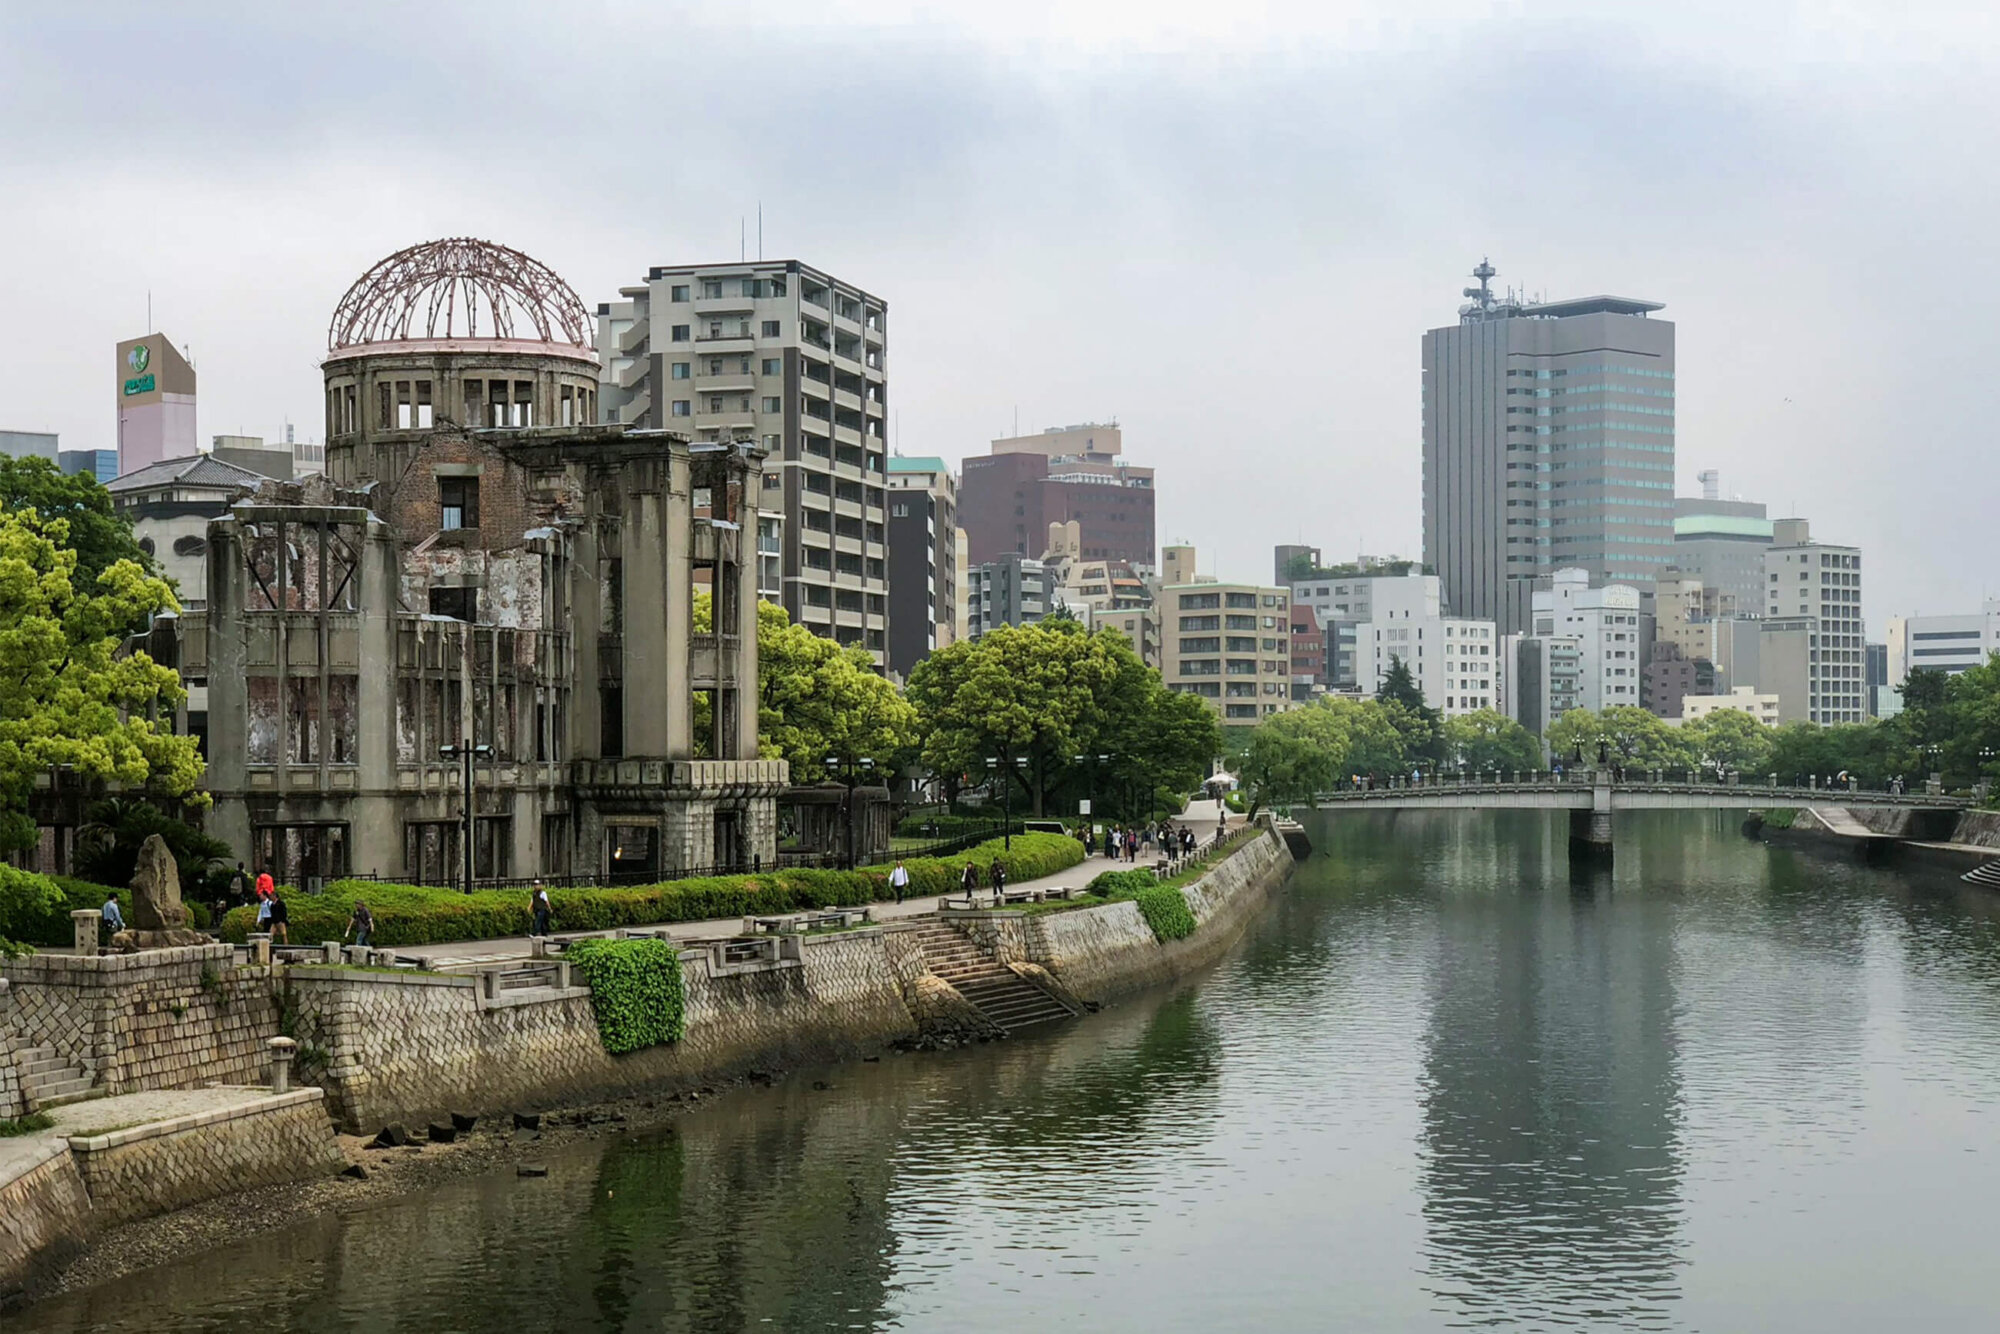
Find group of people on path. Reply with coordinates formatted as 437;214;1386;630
1079;819;1207;862
196;862;284;945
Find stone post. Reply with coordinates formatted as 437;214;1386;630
322;941;342;965
555;959;571;990
72;909;101;956
268;1036;297;1093
248;932;272;965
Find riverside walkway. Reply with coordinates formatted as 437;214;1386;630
396;801;1244;969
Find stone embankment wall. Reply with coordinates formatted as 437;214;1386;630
291;828;1295;1134
2;947;277;1096
289;929;922;1134
0;1143;91;1305
0;981;24;1121
960;829;1292;1004
0;1090;340;1307
66;1090;343;1230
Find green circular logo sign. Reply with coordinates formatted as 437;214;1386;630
127;345;150;374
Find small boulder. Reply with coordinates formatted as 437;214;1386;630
517;1164;548;1177
512;1111;541;1131
451;1112;478;1133
370;1123;410;1149
427;1123;458;1144
340;1163;369;1180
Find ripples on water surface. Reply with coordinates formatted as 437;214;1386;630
18;812;2000;1332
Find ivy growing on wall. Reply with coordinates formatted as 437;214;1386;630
566;938;687;1054
1131;885;1197;943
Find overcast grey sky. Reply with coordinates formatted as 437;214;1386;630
2;1;1995;627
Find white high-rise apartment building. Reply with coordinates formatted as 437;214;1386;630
1291;569;1443;689
597;261;889;660
1358;577;1500;717
1886;601;2000;684
1531;568;1643;711
1760;519;1864;724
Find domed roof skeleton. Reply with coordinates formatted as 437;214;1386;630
326;237;594;352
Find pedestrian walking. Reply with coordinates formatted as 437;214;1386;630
960;862;979;896
99;893;124;947
255;892;273;934
227;862;251;906
530;881;552;936
267;891;290;945
345;901;374;948
889;860;910;904
990;858;1007;902
1083;825;1096;857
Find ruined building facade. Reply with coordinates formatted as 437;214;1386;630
175;239;784;886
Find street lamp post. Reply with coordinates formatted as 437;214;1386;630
437;740;494;895
1073;752;1112;842
823;755;876;870
985;753;1029;851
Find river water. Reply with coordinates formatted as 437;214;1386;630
18;812;2000;1332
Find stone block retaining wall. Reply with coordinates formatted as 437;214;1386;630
0;1143;91;1306
0;981;24;1120
2;947;278;1095
0;1091;338;1307
67;1090;343;1230
289;929;922;1135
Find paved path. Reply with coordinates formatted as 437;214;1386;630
401;803;1243;967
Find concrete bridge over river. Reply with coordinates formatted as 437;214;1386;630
1310;774;1971;861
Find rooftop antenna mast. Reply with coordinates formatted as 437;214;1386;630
1463;257;1497;315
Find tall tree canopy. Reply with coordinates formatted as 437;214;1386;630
1681;707;1776;776
0;456;154;587
1374;655;1445;765
1546;706;1696;770
694;594;916;770
0;508;203;852
1233;696;1411;810
906;619;1218;816
1441;709;1543;773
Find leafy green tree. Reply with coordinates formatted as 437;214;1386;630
694;594;916;770
1234;695;1410;810
0;508;204;853
1441;709;1542;773
1545;706;1695;770
1681;707;1776;776
0;456;155;587
1375;656;1445;765
76;797;235;894
907;619;1211;817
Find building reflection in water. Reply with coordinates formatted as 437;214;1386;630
1408;811;1687;1327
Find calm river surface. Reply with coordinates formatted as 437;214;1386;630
20;813;2000;1332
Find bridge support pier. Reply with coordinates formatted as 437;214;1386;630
1569;785;1615;863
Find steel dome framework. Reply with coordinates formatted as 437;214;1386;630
327;237;593;352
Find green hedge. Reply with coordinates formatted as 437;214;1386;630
567;938;686;1053
1132;884;1197;942
1760;808;1800;830
892;813;1016;840
0;868;209;947
219;833;1085;948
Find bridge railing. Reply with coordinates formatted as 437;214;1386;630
1309;772;1969;807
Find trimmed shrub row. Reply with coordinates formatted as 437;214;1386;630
219;833;1085;948
567;938;686;1053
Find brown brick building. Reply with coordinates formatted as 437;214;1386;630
958;422;1155;572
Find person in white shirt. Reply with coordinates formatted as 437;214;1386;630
888;861;910;904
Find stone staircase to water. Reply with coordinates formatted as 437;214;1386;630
904;918;1078;1034
14;1045;97;1110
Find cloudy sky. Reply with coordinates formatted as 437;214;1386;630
3;1;1995;626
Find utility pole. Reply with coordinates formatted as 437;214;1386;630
438;739;493;893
